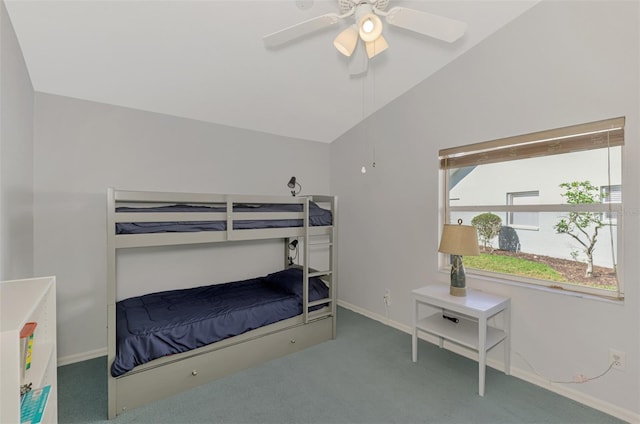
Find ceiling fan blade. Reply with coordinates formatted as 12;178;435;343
349;41;368;76
384;7;467;43
263;13;342;48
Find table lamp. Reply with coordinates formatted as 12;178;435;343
438;219;480;296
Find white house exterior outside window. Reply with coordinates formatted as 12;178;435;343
439;117;624;299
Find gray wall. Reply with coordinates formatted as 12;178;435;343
33;93;331;361
0;0;34;280
331;0;639;418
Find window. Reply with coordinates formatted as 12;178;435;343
440;117;624;299
506;191;539;229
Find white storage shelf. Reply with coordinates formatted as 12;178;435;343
0;276;57;424
416;313;507;351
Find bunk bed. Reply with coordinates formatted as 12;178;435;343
107;188;337;418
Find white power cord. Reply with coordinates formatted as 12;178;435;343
515;352;616;384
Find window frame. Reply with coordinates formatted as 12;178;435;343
600;184;622;225
439;117;625;300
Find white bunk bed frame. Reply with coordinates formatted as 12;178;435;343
106;188;337;418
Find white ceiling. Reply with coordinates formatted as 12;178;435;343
5;0;539;143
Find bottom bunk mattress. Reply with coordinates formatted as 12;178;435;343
111;268;328;377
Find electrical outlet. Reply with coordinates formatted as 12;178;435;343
383;289;391;306
609;349;625;370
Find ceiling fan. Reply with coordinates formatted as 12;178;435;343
263;0;467;75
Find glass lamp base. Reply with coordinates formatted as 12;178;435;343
450;255;467;297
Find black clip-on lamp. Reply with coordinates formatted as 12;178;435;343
287;239;298;266
287;176;302;197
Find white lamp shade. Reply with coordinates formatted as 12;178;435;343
365;35;388;58
438;224;480;256
358;13;383;42
334;26;359;57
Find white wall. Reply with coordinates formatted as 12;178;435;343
0;0;34;280
331;1;639;420
33;93;330;362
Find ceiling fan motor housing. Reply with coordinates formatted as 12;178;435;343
339;0;389;14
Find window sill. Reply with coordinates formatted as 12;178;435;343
438;267;624;304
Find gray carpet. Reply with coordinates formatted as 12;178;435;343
58;307;624;423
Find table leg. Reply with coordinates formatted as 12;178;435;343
412;297;418;362
504;303;511;375
438;307;445;348
478;317;487;397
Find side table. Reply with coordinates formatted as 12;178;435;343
411;284;510;396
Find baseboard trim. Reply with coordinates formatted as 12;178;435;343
58;347;107;367
337;300;638;424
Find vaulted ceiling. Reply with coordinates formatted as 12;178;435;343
5;0;538;143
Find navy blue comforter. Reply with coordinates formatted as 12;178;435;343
111;269;328;377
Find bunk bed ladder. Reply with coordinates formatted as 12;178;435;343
301;196;337;338
302;197;310;324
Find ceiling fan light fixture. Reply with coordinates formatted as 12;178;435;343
262;1;468;77
358;13;383;42
365;35;388;59
333;25;359;57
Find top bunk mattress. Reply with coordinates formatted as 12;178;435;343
111;268;329;377
115;202;332;234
